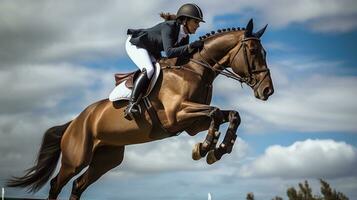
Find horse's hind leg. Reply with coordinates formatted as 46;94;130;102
48;144;91;199
48;118;93;199
70;145;125;200
48;163;87;199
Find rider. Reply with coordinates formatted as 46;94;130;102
124;3;205;120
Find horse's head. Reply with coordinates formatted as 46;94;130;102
228;19;274;100
200;19;274;101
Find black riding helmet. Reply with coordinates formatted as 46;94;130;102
176;3;205;23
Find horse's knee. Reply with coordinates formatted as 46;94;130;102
209;107;224;123
229;110;241;125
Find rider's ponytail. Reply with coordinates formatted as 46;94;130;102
160;12;177;21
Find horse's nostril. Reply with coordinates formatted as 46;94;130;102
263;87;269;96
263;87;273;97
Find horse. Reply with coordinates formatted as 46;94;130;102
7;19;274;199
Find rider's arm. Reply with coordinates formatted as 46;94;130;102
161;23;190;58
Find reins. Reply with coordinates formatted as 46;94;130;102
190;37;270;88
189;58;245;83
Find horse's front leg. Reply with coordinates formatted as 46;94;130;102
207;110;241;164
191;107;225;160
174;101;226;161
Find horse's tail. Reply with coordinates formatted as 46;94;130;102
6;121;72;192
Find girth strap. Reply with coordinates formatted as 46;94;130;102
142;97;181;136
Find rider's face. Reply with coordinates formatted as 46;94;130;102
185;19;200;34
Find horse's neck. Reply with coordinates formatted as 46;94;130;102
203;33;241;64
188;32;241;81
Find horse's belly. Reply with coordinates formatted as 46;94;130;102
93;101;168;146
95;120;155;146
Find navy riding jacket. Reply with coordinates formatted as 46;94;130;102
127;20;190;60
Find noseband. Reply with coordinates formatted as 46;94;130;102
190;37;270;88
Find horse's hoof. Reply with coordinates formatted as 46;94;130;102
206;150;218;165
192;143;203;160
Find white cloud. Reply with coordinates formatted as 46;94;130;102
252;75;357;132
0;0;165;66
115;134;250;175
239;139;357;179
1;0;355;68
213;56;357;133
200;0;357;32
122;136;206;173
259;0;356;28
0;62;115;178
308;15;357;33
1;1;357;198
0;63;113;114
266;0;356;32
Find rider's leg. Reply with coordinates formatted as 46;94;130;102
124;36;155;119
125;69;150;118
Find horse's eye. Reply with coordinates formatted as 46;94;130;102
250;49;257;55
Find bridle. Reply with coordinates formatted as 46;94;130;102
190;37;270;88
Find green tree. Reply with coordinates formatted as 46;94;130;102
299;180;314;199
246;179;349;200
320;179;349;200
246;192;255;200
287;187;299;200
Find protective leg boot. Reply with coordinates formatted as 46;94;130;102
124;69;150;120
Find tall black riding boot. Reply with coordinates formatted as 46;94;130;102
124;70;150;120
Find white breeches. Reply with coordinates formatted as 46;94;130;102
125;35;155;78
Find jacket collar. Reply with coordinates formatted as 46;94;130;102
178;25;188;43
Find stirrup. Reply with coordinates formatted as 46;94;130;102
124;102;142;120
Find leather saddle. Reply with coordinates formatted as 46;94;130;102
114;58;179;88
114;70;140;89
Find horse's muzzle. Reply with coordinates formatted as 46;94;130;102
255;83;274;101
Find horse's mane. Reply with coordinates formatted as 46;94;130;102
198;27;246;41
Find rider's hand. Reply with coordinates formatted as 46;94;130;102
189;40;204;51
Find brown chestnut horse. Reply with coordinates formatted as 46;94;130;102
7;19;274;199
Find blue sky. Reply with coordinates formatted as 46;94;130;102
1;0;357;200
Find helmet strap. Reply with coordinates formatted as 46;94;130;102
183;18;192;34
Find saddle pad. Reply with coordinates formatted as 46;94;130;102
109;62;161;101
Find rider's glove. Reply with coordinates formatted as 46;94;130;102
189;40;204;52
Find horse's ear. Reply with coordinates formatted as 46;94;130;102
245;18;253;37
254;24;268;38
